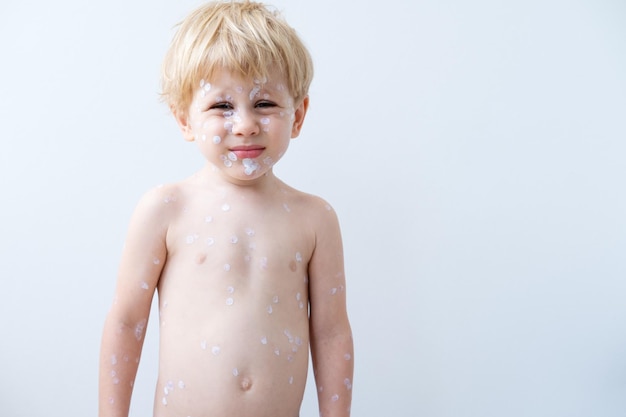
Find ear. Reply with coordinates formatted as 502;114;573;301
291;96;309;138
172;106;195;142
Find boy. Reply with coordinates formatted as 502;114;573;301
98;1;353;417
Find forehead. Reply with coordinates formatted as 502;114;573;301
201;68;289;95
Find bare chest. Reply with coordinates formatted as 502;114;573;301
158;196;313;308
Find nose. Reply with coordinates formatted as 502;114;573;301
229;110;259;137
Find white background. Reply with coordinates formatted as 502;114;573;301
1;0;625;416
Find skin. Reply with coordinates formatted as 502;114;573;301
99;69;353;417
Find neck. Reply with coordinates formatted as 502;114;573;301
195;163;282;192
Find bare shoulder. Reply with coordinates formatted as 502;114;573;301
284;186;341;233
285;184;335;210
130;182;188;231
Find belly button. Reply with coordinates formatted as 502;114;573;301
240;377;253;391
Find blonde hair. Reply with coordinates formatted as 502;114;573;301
161;0;313;115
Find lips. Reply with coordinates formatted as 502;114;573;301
229;145;265;159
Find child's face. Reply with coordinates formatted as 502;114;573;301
176;68;307;184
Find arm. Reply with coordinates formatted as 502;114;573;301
98;187;170;417
308;201;354;417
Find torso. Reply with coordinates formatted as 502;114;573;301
152;173;316;417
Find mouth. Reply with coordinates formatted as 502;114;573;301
229;145;265;159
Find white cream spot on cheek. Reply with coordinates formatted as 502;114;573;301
261;336;268;344
212;345;221;355
213;135;221;144
230;235;238;244
228;152;237;161
331;394;340;402
111;355;117;365
178;380;185;389
153;258;161;265
205;216;213;223
206;237;215;246
232;368;239;376
267;305;273;314
140;281;149;290
201;340;207;350
245;228;255;236
289;376;294;384
224;263;231;271
263;156;273;166
226;297;234;305
260;117;270;125
296;252;302;262
344;353;352;360
222;203;230;211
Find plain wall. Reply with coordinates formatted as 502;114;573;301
1;0;625;416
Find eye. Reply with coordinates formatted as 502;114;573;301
255;100;277;109
209;102;233;111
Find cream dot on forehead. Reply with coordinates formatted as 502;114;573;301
249;85;261;100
